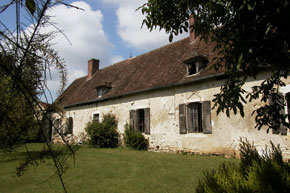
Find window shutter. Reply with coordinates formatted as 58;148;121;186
67;117;73;134
134;110;139;132
179;104;187;134
269;95;280;134
202;101;212;134
187;103;199;133
281;93;290;135
280;105;287;135
144;108;150;134
129;110;136;131
280;125;287;135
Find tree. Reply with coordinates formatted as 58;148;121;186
139;0;290;132
0;53;40;150
0;1;78;192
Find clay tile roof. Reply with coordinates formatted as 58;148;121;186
56;37;223;108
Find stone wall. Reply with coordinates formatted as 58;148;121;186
55;72;290;158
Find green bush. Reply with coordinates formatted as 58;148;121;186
85;113;119;148
196;138;290;193
123;123;149;150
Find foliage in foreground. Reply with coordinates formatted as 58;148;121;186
123;123;149;150
85;113;119;148
196;139;290;193
0;1;80;192
0;48;40;150
139;0;290;133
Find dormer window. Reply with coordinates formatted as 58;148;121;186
185;55;208;76
96;86;111;98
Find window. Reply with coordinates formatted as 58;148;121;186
64;117;73;135
269;92;287;135
96;86;111;98
187;102;202;132
93;113;100;122
137;109;145;133
185;55;208;76
129;108;150;134
179;101;212;134
53;118;60;134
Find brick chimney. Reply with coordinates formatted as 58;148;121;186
189;15;196;44
87;59;99;80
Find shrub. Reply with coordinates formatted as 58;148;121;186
85;113;119;148
123;123;149;150
196;138;290;193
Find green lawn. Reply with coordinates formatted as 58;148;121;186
0;144;238;193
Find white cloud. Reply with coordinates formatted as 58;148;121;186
40;1;114;100
111;55;125;64
102;0;142;7
103;0;188;51
36;0;190;102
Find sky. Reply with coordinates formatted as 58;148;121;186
0;0;188;103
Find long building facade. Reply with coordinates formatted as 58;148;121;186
54;30;290;158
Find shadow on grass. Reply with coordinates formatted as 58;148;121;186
0;143;79;177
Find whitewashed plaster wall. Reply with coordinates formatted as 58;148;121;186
61;72;290;158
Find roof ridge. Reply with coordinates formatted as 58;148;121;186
99;37;190;70
138;36;189;59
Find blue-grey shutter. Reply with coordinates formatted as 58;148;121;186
129;110;134;131
202;101;212;134
144;108;150;134
130;110;138;132
179;104;187;134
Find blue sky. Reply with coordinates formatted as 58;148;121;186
0;0;188;102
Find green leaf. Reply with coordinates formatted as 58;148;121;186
169;33;173;42
226;109;230;117
237;53;243;70
265;24;271;35
240;107;245;117
26;0;36;15
233;107;237;114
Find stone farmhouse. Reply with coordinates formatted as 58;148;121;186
54;26;290;158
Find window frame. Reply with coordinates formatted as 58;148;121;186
92;113;100;122
53;118;60;135
96;86;111;98
187;102;202;133
66;117;73;135
184;55;208;76
137;109;145;133
269;92;288;135
129;108;150;134
179;101;212;134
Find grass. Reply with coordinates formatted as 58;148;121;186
0;144;239;193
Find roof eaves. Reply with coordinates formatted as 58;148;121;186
64;72;225;109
